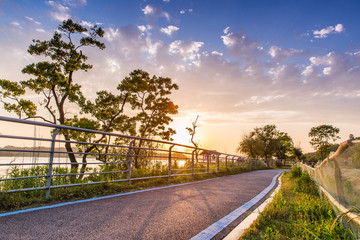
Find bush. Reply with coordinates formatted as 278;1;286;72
296;171;318;196
274;160;283;168
289;165;302;179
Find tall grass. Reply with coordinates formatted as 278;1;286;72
240;166;356;240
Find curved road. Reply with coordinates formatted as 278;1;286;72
0;169;282;240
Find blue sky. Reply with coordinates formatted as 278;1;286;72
1;0;360;153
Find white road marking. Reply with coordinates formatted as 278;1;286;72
190;171;282;240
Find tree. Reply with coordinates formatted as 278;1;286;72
273;132;293;160
308;124;340;160
186;115;199;148
289;146;304;162
117;70;179;169
186;115;200;162
0;19;105;170
236;133;260;158
251;125;280;160
237;125;294;165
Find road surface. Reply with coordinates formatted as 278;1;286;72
0;169;282;240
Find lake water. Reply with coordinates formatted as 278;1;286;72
0;156;100;177
0;156;186;177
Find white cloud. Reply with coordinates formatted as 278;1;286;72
323;67;331;75
36;28;46;33
160;25;179;37
25;17;41;25
80;20;93;27
268;46;303;61
309;52;334;65
142;4;170;21
46;1;71;22
64;0;87;7
235;94;286;105
11;21;21;27
223;26;230;34
335;23;344;32
302;65;314;77
104;27;119;42
169;40;204;63
142;5;155;15
180;9;193;14
221;31;262;59
138;25;147;32
211;51;223;56
313;23;345;38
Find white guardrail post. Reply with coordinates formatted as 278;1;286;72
127;140;135;186
46;129;61;199
168;145;175;183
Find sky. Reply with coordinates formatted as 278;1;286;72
0;0;360;153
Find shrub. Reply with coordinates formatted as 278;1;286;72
296;171;318;196
289;165;302;179
274;160;283;168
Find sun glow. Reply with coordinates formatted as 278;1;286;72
171;118;202;147
172;127;192;146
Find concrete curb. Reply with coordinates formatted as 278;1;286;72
223;172;283;240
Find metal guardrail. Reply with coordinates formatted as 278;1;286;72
0;116;271;198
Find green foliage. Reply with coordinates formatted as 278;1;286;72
241;169;355;240
237;125;295;162
289;146;305;161
289;165;302;179
308;125;340;160
295;171;318;196
120;69;179;141
274;160;283;168
0;79;37;118
1;19;106;124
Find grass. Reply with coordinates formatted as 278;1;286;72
240;166;356;240
0;163;268;213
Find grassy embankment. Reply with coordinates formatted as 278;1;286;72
240;166;356;239
0;163;268;213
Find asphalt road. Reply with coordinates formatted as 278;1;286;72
0;169;282;240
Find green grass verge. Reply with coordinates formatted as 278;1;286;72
0;166;267;213
240;166;356;240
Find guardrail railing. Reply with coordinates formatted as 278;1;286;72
0;116;270;198
299;139;360;236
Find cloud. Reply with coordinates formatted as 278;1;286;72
223;27;230;34
268;46;303;61
80;20;93;27
313;23;345;38
142;4;170;21
160;25;179;37
46;1;71;22
25;17;41;25
236;94;286;105
211;51;223;56
221;31;262;60
169;40;204;63
11;21;21;27
180;9;192;14
63;0;87;7
307;52;352;77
